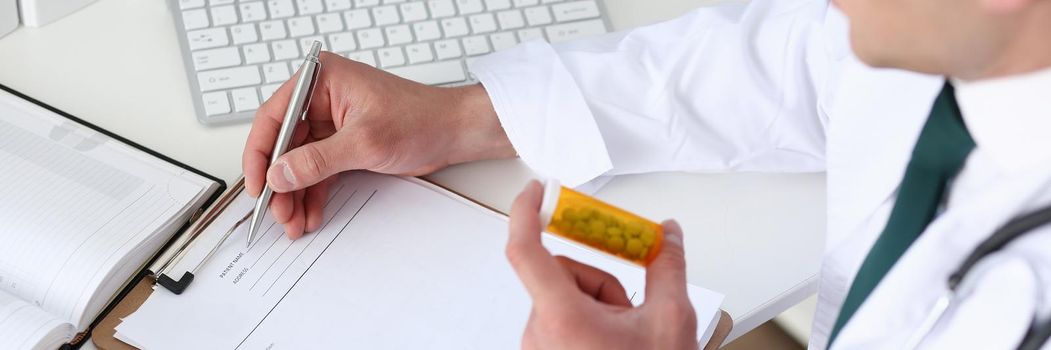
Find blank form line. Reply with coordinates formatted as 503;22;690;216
248;188;355;292
236;190;377;349
262;188;359;296
245;222;280;271
246;221;278;252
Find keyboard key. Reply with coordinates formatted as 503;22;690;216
427;0;456;18
524;6;552;25
496;10;524;29
240;2;267;22
433;39;462;59
345;50;377;66
231;87;262;112
272;40;300;60
345;9;373;30
413;20;441;41
260;83;282;101
288;17;316;37
260;20;288;40
484;0;510;10
455;0;483;14
387;60;467;85
211;5;238;26
297;0;325;15
263;62;291;82
545;18;604;42
268;0;296;19
182;9;209;30
385;25;413;45
405;43;433;63
192;47;242;70
355;0;380;7
231;24;259;44
211;0;235;5
357;28;385;48
202;91;231;116
377;47;406;67
198;66;262;91
179;0;205;10
299;36;326;55
512;0;537;7
462;35;489;55
441;17;469;37
552;1;599;22
468;13;496;33
517;27;543;42
316;13;344;33
372;5;400;26
243;43;272;63
399;2;428;22
326;0;352;11
489;31;517;51
328;32;357;52
187;28;229;50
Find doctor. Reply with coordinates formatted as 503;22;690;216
242;0;1051;348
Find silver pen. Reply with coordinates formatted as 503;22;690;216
246;41;323;248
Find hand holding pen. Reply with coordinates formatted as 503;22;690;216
242;43;514;242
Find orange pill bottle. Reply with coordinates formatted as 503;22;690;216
539;180;664;266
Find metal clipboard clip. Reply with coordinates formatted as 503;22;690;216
146;177;250;295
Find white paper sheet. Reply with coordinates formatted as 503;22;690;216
117;172;723;349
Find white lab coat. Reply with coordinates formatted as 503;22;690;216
468;0;1051;348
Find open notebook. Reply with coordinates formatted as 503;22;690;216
114;171;725;349
0;86;222;349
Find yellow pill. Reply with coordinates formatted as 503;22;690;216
607;237;626;254
625;239;644;257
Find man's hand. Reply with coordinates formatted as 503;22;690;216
243;52;515;239
506;181;699;350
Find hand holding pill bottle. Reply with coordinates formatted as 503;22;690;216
539;180;664;266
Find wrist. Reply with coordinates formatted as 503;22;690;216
445;84;516;164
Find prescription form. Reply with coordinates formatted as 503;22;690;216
115;171;724;349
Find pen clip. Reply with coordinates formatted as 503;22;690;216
301;41;323;121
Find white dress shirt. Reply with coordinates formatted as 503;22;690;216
469;0;1051;348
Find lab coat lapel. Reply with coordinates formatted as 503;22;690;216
833;161;1051;349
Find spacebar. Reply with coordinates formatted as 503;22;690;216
387;61;468;85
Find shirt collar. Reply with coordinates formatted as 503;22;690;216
953;66;1051;173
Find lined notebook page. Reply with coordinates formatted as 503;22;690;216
0;288;73;349
0;90;214;330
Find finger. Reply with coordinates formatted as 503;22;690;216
506;180;575;303
284;190;307;239
266;132;356;193
645;220;689;302
270;190;294;225
554;256;632;307
303;177;334;232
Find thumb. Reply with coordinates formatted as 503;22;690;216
645;220;689;302
267;136;348;193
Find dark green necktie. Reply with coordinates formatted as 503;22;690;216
827;83;975;345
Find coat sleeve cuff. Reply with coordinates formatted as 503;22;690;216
468;41;613;187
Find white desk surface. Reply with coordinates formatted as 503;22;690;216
0;0;825;343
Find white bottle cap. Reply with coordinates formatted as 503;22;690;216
538;179;562;228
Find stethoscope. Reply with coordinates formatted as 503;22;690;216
902;204;1051;350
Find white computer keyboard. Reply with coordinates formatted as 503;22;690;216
170;0;611;125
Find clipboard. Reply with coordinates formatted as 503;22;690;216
0;83;228;349
88;177;735;349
